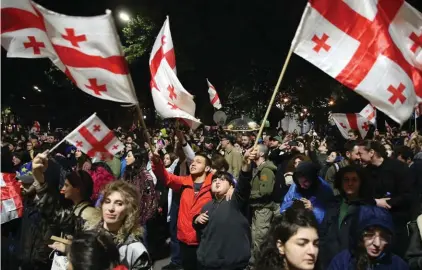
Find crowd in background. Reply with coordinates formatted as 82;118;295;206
1;121;422;270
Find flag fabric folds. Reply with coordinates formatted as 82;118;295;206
1;0;138;104
331;113;371;139
206;79;222;110
292;0;422;124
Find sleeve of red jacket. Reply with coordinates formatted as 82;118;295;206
152;159;184;192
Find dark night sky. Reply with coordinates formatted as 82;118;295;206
2;0;422;128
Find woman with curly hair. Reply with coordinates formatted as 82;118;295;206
97;180;152;270
255;202;320;270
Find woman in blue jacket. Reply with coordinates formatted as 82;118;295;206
328;205;409;270
280;161;333;223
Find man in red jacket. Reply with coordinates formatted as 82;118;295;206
152;150;214;270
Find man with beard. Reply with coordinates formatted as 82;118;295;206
240;134;252;155
324;141;361;194
358;140;414;258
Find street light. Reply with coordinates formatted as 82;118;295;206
283;98;289;103
328;99;335;106
22;96;26;100
119;12;130;22
33;85;41;92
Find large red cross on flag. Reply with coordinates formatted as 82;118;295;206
331;113;371;139
1;0;138;105
206;79;222;110
1;173;23;224
149;17;201;129
292;0;422;124
65;114;124;160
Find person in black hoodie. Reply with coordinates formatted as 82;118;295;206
319;165;373;268
358;140;415;258
193;149;255;270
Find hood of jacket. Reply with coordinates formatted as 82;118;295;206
293;161;320;195
351;205;394;255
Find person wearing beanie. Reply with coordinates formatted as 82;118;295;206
328;205;409;269
194;150;255;270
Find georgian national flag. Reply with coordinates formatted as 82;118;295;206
206;79;222;110
359;104;377;124
65;113;124;160
292;0;422;124
331;113;371;139
1;173;23;224
149;17;201;128
1;0;138;104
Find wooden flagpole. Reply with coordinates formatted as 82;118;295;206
253;47;294;148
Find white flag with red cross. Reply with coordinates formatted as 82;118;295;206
331;113;371;139
1;173;23;224
1;0;138;105
292;0;422;124
359;104;377;124
149;17;201;128
206;79;222;110
65;114;124;160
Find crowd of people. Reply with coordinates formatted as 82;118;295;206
1;122;422;270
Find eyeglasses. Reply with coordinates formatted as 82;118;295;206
362;232;391;244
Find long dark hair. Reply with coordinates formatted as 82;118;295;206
68;230;120;270
66;170;94;201
124;149;148;181
255;202;319;270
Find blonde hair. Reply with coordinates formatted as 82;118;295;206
99;180;142;244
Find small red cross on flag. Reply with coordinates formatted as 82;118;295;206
65;113;123;160
292;0;422;124
331;113;370;139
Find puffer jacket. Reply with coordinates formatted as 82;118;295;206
153;160;213;245
280;161;333;223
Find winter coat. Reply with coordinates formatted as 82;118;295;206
410;152;422;203
280;161;334;223
328;205;409;270
117;234;152;270
153;160;213;245
250;160;277;208
319;196;366;268
365;158;414;226
224;146;243;179
194;171;252;270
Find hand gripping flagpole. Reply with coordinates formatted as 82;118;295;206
253;47;294;148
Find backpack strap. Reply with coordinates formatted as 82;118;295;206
76;203;91;217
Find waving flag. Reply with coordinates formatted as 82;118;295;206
359;104;377;124
149;17;201;128
1;0;138;104
331;113;371;139
1;173;23;224
292;0;422;124
65;114;124;160
206;79;222;109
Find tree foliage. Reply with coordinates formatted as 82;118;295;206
122;15;157;63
